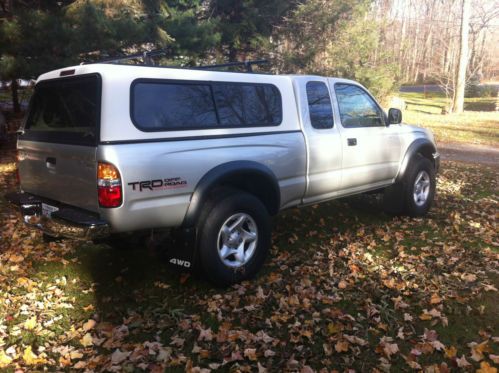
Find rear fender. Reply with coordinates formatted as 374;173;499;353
182;161;280;227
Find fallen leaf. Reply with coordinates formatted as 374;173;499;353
430;293;442;304
0;351;12;368
23;346;46;365
83;319;96;332
80;333;93;347
335;340;349;353
477;361;497;373
338;280;348;289
444;346;457;359
244;348;257;361
9;254;24;263
73;361;87;369
111;349;130;365
456;355;471;368
383;342;399;358
24;316;37;330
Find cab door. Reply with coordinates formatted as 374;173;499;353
294;78;343;204
330;80;401;192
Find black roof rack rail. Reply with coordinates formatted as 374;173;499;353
195;60;269;73
83;51;270;73
82;49;167;65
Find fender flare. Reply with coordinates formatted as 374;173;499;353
396;138;437;182
182;161;280;227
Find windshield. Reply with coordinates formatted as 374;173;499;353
24;74;101;145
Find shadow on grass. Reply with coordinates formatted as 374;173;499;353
464;101;496;111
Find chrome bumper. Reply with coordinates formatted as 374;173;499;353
5;192;110;240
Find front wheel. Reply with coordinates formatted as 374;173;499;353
383;155;436;217
404;156;436;216
197;191;271;286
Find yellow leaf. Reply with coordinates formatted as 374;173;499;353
444;346;457;358
419;312;432;321
80;333;93;347
327;323;342;335
0;351;13;368
70;351;83;360
477;361;497;373
23;346;46;365
24;316;37;330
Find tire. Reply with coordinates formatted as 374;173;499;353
197;191;271;286
403;155;436;217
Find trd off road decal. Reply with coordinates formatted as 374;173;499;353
128;177;187;192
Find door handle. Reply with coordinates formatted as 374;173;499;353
46;157;56;168
347;138;357;146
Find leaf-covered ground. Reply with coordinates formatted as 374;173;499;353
0;144;497;372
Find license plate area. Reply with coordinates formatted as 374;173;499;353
42;203;59;217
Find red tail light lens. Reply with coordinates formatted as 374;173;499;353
97;162;122;208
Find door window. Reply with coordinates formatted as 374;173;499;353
306;81;334;129
335;84;384;128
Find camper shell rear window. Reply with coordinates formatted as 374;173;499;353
131;79;282;131
23;74;101;146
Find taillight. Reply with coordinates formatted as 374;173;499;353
97;162;122;208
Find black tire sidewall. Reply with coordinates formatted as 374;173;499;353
198;192;271;286
404;156;436;217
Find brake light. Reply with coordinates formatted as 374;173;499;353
97;162;122;208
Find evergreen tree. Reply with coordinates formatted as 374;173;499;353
277;0;399;100
209;0;293;61
0;0;220;111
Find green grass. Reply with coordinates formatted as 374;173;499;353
398;92;499;146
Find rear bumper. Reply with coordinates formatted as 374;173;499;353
5;192;110;240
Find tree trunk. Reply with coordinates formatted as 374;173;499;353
452;0;471;114
11;79;20;113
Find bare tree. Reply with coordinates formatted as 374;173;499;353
452;0;471;113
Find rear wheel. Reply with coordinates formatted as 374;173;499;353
197;191;271;286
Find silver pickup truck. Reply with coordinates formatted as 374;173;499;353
6;62;439;285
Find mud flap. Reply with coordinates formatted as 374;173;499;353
165;227;197;272
382;183;406;215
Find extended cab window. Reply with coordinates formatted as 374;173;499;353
213;84;281;126
131;80;282;131
132;83;218;130
24;75;100;145
334;83;384;128
306;81;334;129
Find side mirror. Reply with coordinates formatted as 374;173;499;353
388;108;402;125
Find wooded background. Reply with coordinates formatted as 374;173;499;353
1;0;498;112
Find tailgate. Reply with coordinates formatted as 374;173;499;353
18;74;101;212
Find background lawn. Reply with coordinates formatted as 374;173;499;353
0;143;497;371
399;92;499;147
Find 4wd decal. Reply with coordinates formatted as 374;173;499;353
128;177;187;192
169;258;191;268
